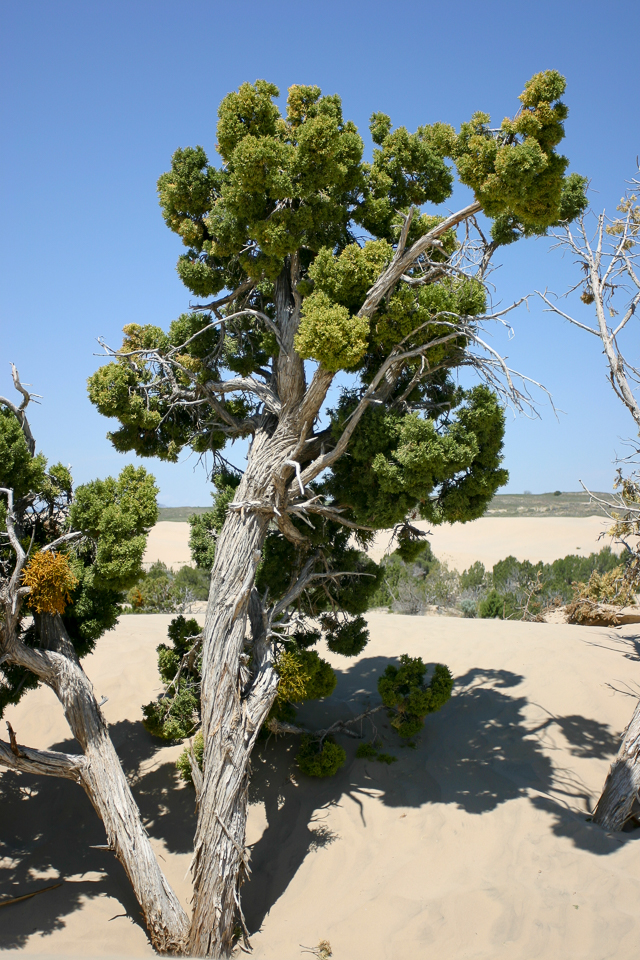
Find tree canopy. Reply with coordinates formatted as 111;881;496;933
86;72;588;955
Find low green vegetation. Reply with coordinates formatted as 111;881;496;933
371;541;629;620
126;560;210;613
146;613;453;782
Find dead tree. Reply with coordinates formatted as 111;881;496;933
539;174;640;829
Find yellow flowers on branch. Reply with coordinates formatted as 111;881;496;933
22;551;78;615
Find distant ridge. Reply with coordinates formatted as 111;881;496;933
158;491;614;523
157;506;212;522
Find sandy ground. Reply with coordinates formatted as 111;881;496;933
143;516;623;573
3;612;640;959
143;522;195;570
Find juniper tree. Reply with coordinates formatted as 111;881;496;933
90;72;587;955
0;366;189;950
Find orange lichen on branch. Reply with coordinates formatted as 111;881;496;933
22;551;78;614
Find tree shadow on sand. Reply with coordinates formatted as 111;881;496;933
0;718;195;950
2;654;635;948
242;657;634;934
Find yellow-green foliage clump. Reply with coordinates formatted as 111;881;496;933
22;551;78;615
275;647;336;704
567;566;636;624
294;240;392;371
295;291;369;372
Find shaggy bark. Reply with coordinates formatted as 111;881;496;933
592;699;640;830
188;266;314;955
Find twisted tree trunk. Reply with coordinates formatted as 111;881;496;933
593;699;640;831
188;449;279;956
3;615;190;952
189;265;312;956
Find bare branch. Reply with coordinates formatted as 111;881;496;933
189;278;255;314
358;200;482;319
0;727;86;781
0;364;36;455
536;290;600;336
203;376;281;415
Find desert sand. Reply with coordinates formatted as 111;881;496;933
143;515;623;573
3;609;640;959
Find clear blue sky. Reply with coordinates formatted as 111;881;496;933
1;0;638;505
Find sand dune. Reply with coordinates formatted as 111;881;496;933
143;515;623;574
3;612;640;958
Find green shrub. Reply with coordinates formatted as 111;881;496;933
459;598;477;618
460;561;486;590
378;655;453;737
325;615;369;656
478;589;504;619
296;735;346;777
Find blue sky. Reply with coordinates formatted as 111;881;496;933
1;0;638;505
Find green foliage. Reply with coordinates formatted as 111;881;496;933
92;73;585;467
295;291;369;371
142;616;202;740
369;541;440;610
459;598;478;618
296;735;346;778
355;741;379;759
142;686;199;740
478;589;506;619
325;385;508;531
460;561;486;590
378;656;453;738
176;731;204;786
0;403;158;716
274;648;337;704
371;543;628;621
189;472;240;570
127;561;209;612
0;408;46;501
355;740;398;764
454;71;588;239
324;614;369;657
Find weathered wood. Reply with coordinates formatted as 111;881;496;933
593;699;640;831
188;456;277;956
1;615;190;954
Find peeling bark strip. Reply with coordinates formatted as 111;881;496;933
593;699;640;831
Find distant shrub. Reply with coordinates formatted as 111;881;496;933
478;589;504;619
127;560;209;613
460;598;478;618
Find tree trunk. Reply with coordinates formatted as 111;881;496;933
189;265;324;956
187;463;277;956
592;699;640;830
6;615;190;953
